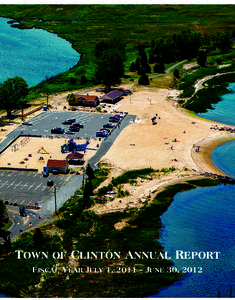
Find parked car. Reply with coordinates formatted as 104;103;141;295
65;130;75;135
69;126;80;132
73;122;84;128
22;121;32;126
109;117;119;123
62;118;76;125
103;123;115;128
51;127;64;134
109;115;121;120
96;131;108;137
113;114;124;119
100;128;110;133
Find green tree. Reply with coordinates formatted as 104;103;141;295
140;50;148;67
0;77;28;118
135;57;140;71
129;62;136;72
138;73;149;85
81;75;87;85
144;64;151;73
0;200;8;228
66;93;76;104
83;179;94;199
33;228;44;250
149;53;155;64
94;38;126;91
86;163;94;180
197;50;207;67
154;62;165;73
174;69;180;78
216;32;232;53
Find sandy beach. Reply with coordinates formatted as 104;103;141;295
86;85;234;215
99;86;235;174
0;83;234;215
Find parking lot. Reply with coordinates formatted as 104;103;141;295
17;111;119;139
0;110;135;212
0;171;70;207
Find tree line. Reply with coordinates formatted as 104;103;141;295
149;29;232;64
93;29;233;90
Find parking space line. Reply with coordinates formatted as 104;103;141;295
13;181;23;190
27;184;35;190
20;183;28;190
6;180;16;188
27;200;32;206
34;183;43;191
0;181;9;188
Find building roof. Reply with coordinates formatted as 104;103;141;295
47;159;68;168
101;90;123;100
66;152;84;160
75;94;99;101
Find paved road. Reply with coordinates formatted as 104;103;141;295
7;206;44;240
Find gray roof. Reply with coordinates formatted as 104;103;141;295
101;90;123;100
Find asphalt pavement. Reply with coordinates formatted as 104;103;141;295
0;110;136;238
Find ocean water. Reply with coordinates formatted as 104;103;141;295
153;183;235;298
198;82;235;126
0;17;80;87
212;140;235;179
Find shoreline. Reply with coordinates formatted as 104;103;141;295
191;135;235;176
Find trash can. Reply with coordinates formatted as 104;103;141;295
43;106;47;111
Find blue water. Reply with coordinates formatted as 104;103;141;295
151;81;235;297
153;184;235;298
212;140;235;179
0;17;80;87
153;138;235;297
198;82;235;126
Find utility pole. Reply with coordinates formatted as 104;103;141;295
21;101;24;121
46;88;49;107
54;185;57;215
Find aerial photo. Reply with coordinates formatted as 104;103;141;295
0;3;235;298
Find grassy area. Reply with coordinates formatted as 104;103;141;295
183;71;235;112
1;219;12;231
97;167;176;197
0;5;235;99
